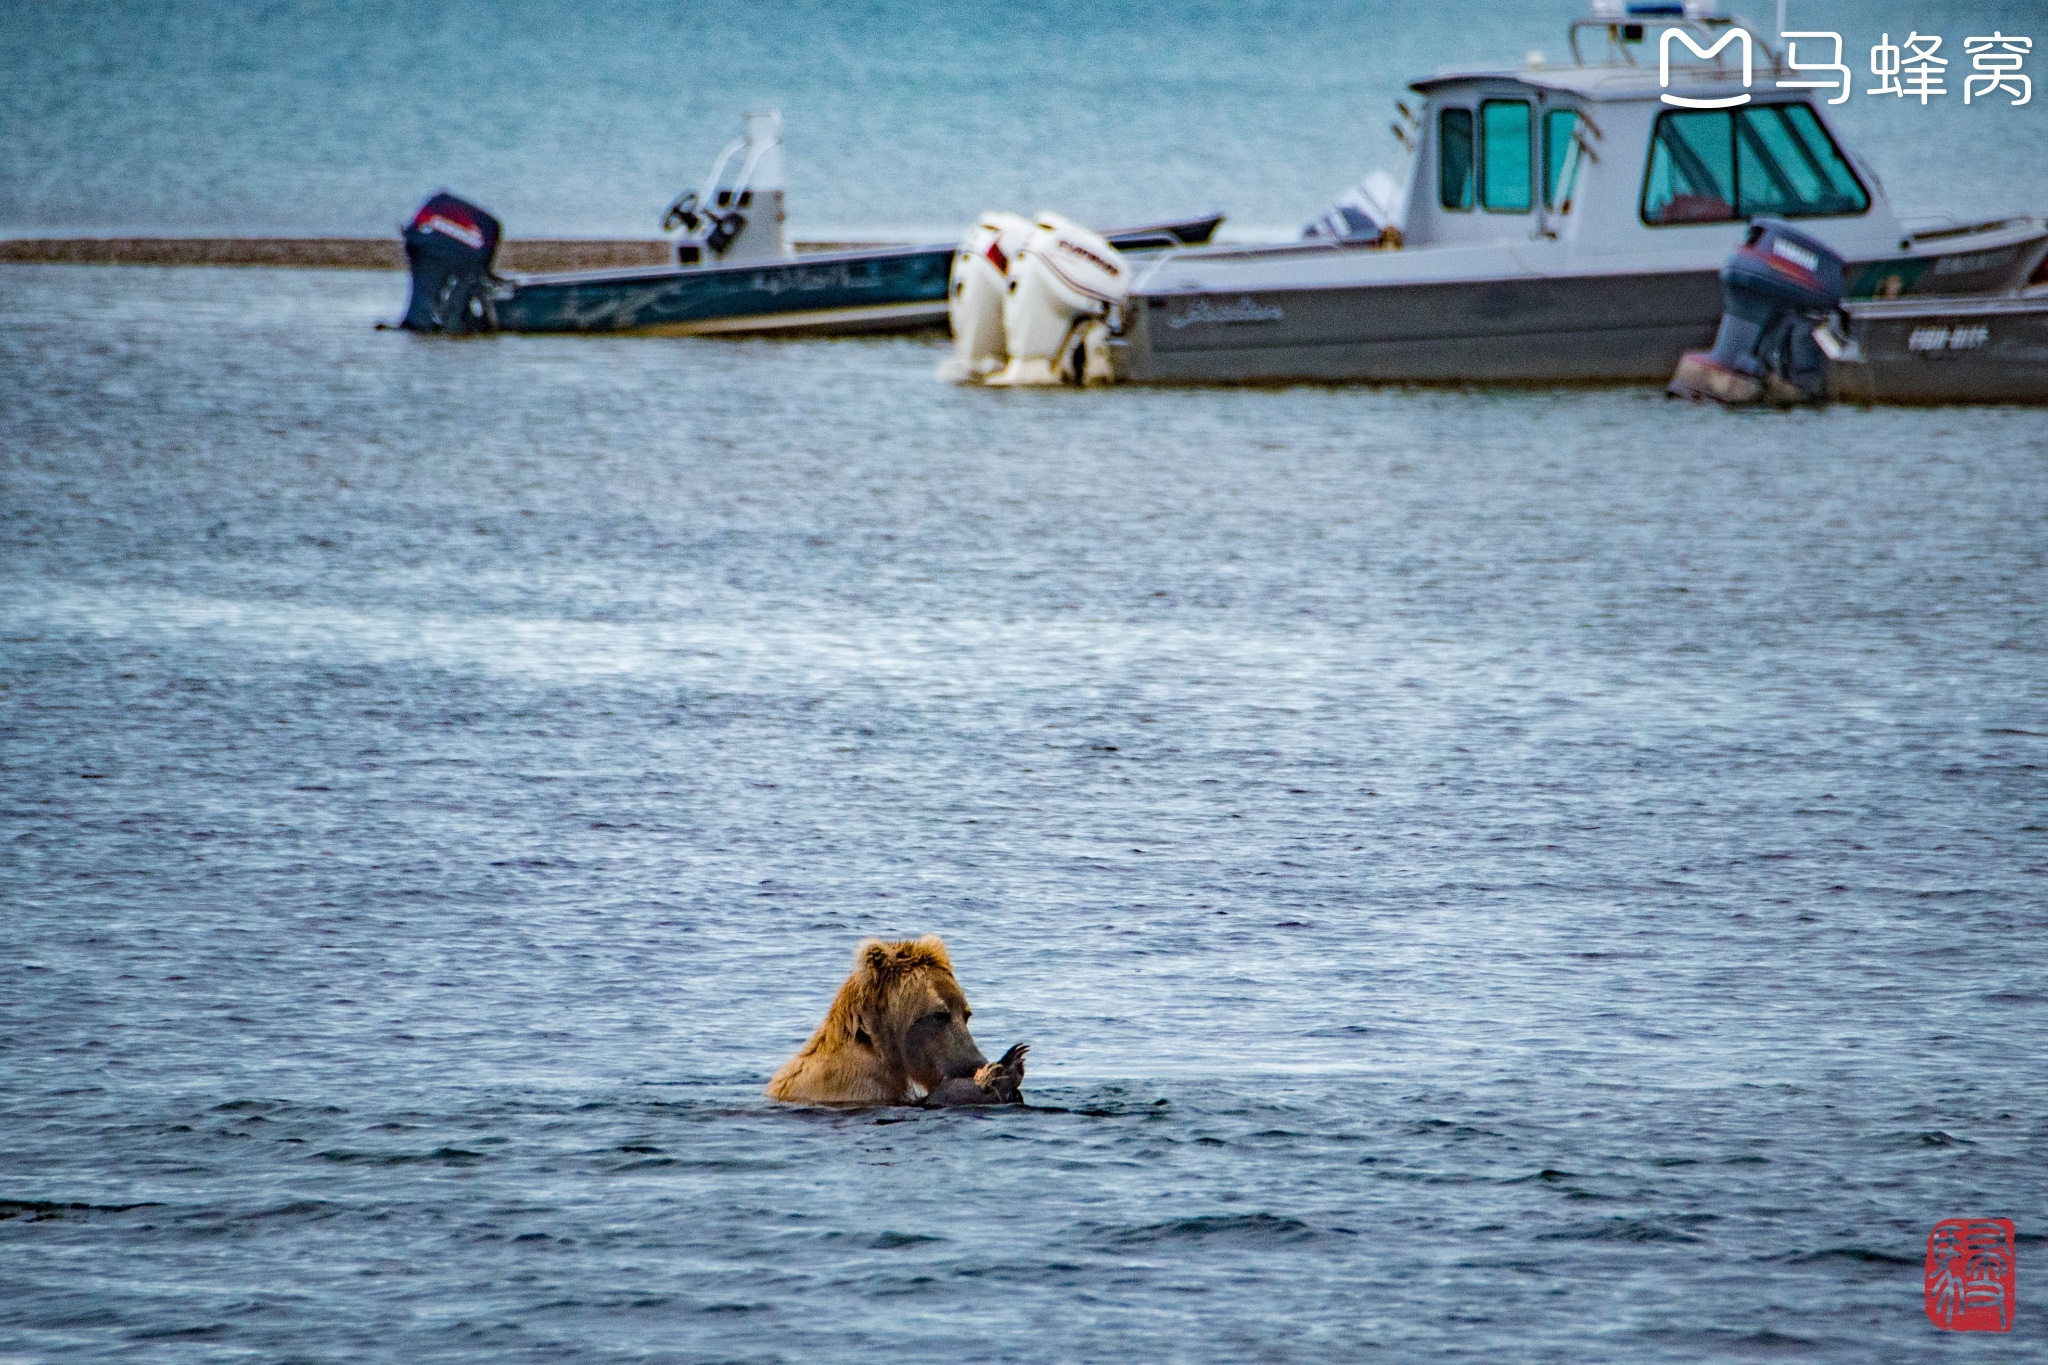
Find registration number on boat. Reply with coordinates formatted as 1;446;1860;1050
1907;324;1990;352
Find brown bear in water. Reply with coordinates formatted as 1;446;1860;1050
765;936;1026;1106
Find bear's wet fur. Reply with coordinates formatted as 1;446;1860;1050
767;936;1022;1106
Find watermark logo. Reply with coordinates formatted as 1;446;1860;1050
1925;1218;2015;1332
1655;26;2030;109
1859;29;2029;105
1870;32;1948;103
1661;27;1752;107
1963;34;2032;105
1779;31;1852;105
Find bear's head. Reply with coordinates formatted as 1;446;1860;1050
765;935;989;1105
843;935;988;1096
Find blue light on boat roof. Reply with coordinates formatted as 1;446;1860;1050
1627;3;1685;14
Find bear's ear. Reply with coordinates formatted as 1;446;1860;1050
855;938;892;976
910;934;952;972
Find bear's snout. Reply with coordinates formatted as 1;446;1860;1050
944;1043;988;1080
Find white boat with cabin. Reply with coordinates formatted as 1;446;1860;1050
955;4;2047;388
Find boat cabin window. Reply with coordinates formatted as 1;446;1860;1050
1642;105;1870;225
1544;109;1580;210
1642;110;1734;222
1439;108;1475;210
1737;104;1870;218
1481;101;1532;212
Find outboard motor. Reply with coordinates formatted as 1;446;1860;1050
401;192;503;334
938;210;1034;382
1669;218;1845;405
987;213;1129;387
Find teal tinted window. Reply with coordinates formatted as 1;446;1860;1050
1480;101;1531;212
1644;107;1869;225
1642;110;1736;224
1735;104;1870;217
1544;108;1580;209
1439;108;1474;210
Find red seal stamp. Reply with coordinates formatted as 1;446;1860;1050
1925;1218;2016;1332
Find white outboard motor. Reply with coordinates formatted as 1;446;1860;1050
939;210;1034;383
988;212;1129;387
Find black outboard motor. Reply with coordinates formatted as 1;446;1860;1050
1669;218;1846;405
401;192;503;334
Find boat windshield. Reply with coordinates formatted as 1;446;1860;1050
1642;104;1869;225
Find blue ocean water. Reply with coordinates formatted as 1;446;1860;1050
6;264;2046;1360
5;2;2048;1361
1;0;2041;239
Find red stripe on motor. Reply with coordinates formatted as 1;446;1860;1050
1739;246;1819;292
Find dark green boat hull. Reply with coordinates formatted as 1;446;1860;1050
494;243;955;336
399;206;1226;337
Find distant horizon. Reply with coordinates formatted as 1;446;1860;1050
4;0;2039;239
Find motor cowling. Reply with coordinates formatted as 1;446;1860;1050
988;213;1129;387
1669;218;1846;404
939;211;1034;383
401;192;503;334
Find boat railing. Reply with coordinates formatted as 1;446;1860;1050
695;136;749;211
720;110;785;211
659;110;786;258
661;134;746;235
1568;5;1784;74
1547;110;1603;222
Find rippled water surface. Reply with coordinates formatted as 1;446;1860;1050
4;266;2045;1360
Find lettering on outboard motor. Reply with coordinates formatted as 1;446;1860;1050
1668;218;1846;405
1055;238;1122;277
401;191;504;334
